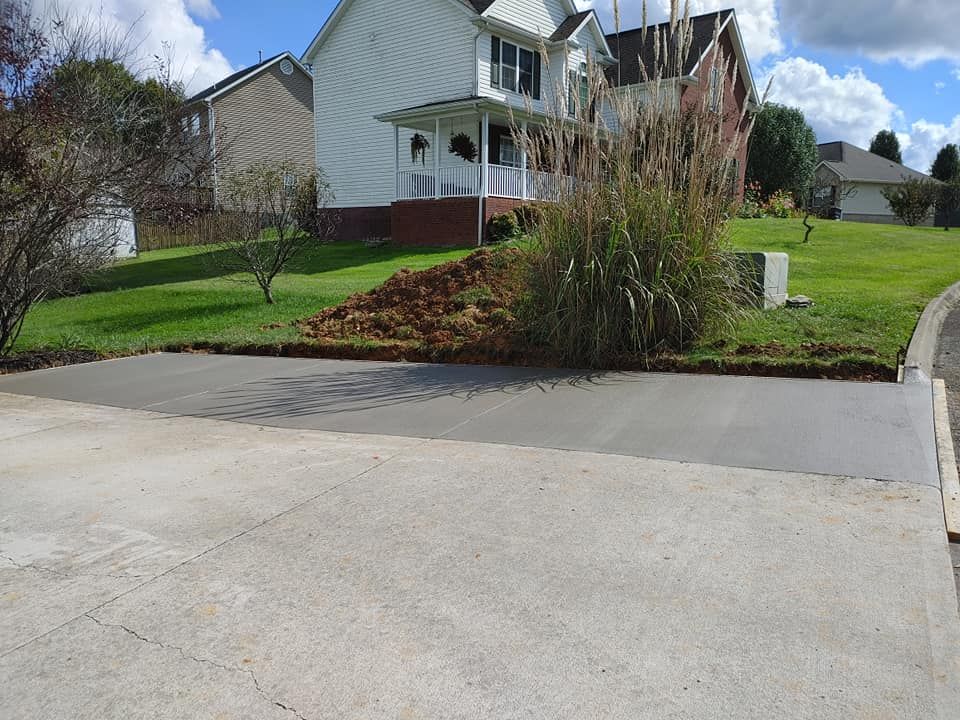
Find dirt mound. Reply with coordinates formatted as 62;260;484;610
300;248;525;348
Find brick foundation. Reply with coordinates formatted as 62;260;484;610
391;198;481;247
335;206;392;241
390;196;531;247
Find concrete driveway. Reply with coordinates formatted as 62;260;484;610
1;354;958;719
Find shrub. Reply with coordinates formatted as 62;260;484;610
293;171;339;239
763;190;798;219
882;179;939;227
488;212;521;243
517;5;750;367
513;203;545;232
737;182;766;219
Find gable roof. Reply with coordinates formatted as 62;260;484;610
817;142;933;184
605;9;734;86
549;10;594;42
186;51;309;104
462;0;495;11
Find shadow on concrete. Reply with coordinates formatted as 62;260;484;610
168;362;644;424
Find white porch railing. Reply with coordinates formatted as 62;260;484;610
398;164;574;202
398;166;481;200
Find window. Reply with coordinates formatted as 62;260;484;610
568;63;588;116
283;172;297;197
709;66;723;112
499;137;521;168
490;36;541;99
181;112;201;136
501;42;517;92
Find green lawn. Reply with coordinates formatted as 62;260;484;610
12;219;960;375
694;218;960;370
14;242;472;354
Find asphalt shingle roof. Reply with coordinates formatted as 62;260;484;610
605;9;733;86
463;0;496;12
817;142;932;183
549;11;594;42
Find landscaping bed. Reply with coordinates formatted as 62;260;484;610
290;246;894;382
7;219;956;383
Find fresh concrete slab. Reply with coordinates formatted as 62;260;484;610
0;354;939;485
1;396;958;719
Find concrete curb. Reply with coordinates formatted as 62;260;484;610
903;280;960;384
932;380;960;542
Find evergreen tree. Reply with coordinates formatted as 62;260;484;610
869;130;903;164
931;144;960;182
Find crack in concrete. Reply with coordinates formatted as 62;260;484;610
84;614;307;720
1;553;151;581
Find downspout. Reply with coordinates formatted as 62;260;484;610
206;100;218;210
474;24;484;246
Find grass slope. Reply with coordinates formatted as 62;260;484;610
699;218;960;369
11;219;960;376
14;242;472;354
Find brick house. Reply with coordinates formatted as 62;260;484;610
302;1;759;246
183;51;315;209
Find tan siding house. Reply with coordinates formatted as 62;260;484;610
184;52;315;207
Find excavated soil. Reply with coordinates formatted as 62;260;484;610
298;247;551;365
292;248;895;382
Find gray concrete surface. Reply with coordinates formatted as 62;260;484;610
906;279;960;383
0;353;939;485
1;394;958;719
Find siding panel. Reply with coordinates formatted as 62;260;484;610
485;0;570;35
308;0;477;208
213;64;315;173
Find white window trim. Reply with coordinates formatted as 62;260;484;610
490;36;539;99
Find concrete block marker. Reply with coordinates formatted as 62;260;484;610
933;380;960;541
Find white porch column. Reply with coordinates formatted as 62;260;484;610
394;125;400;200
520;119;528;202
433;117;441;200
480;111;490;199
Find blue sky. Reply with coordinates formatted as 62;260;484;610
65;0;960;172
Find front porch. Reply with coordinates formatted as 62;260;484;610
377;98;572;245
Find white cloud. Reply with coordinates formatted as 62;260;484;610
760;56;958;172
760;57;899;148
576;0;783;62
779;0;960;67
954;68;960;82
185;0;221;21
900;117;960;174
41;0;232;94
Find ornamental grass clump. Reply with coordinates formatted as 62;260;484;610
515;1;756;368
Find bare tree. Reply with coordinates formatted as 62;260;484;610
801;178;857;243
0;0;219;356
208;161;337;304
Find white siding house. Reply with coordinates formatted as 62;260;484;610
302;0;756;245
